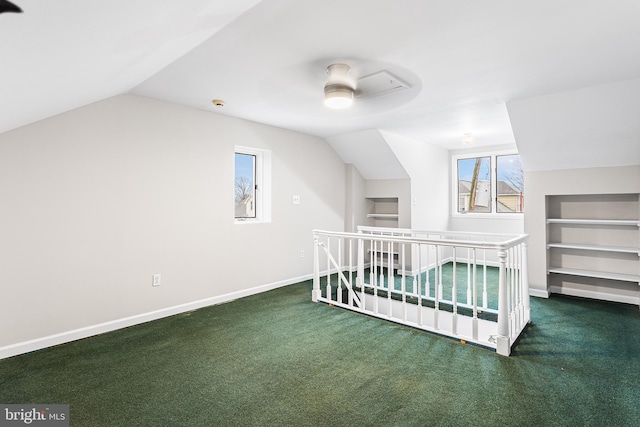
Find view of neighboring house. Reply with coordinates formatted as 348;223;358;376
458;180;524;213
235;194;254;218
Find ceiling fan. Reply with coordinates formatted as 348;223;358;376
323;63;412;109
0;0;22;14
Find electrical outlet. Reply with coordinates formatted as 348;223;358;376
292;195;300;205
152;274;161;287
300;250;305;258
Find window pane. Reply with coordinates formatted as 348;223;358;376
457;157;491;213
496;154;524;213
235;153;256;218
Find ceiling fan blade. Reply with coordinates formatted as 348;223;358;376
0;0;22;14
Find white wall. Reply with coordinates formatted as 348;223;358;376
0;94;345;353
344;164;367;232
382;131;449;231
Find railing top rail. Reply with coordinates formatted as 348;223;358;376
314;228;528;250
357;225;522;241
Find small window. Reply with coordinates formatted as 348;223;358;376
234;146;271;223
234;153;256;219
454;152;524;215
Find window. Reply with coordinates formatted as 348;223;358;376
235;152;256;219
234;146;271;223
454;152;524;215
496;154;524;213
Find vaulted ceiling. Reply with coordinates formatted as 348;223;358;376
2;0;639;166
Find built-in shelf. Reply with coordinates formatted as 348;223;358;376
548;267;640;283
547;242;640;255
366;213;399;219
546;193;640;307
546;218;640;226
366;197;399;227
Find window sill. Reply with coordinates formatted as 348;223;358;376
451;213;524;220
234;218;270;225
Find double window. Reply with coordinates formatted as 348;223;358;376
234;146;271;223
454;152;524;215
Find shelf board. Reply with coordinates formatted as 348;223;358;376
367;213;399;219
547;242;640;255
548;267;640;283
546;218;640;226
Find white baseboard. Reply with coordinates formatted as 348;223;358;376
549;286;640;306
528;288;550;299
0;273;313;360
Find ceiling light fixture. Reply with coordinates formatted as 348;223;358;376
463;133;473;144
324;64;354;109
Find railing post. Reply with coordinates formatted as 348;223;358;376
312;232;320;302
496;249;510;355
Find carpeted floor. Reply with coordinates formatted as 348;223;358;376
0;279;638;426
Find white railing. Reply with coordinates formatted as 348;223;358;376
312;226;530;356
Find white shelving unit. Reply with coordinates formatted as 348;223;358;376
366;213;400;220
366;197;400;270
366;198;399;227
545;194;640;307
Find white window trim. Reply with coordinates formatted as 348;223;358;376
451;149;524;219
235;146;272;224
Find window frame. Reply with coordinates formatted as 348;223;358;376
451;150;524;218
234;146;271;224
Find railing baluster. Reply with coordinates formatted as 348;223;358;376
373;238;379;314
509;247;515;338
337;237;343;304
466;246;472;305
387;239;392;318
326;238;331;301
425;240;430;298
521;242;531;324
452;246;458;335
434;244;440;330
482;241;488;309
348;237;353;307
472;248;479;341
401;242;407;322
417;243;423;326
379;236;386;293
437;245;443;301
358;236;365;308
312;233;320;302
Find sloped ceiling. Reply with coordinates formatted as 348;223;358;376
1;0;639;169
508;78;640;171
0;0;261;133
326;130;408;180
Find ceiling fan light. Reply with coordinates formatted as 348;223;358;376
324;84;354;108
324;63;354;108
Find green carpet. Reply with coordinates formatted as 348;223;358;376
1;280;639;426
